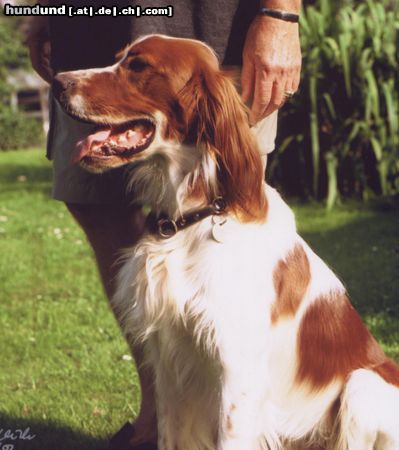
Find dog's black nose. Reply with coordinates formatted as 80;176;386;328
52;73;76;100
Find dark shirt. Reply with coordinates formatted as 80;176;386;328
49;0;258;72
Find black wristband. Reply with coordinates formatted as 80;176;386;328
259;7;300;23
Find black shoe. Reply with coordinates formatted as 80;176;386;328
107;422;157;450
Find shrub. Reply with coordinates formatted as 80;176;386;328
0;106;44;150
0;16;44;150
0;16;29;103
270;0;399;207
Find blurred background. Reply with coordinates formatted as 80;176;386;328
0;1;398;449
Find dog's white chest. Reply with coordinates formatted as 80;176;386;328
115;187;300;347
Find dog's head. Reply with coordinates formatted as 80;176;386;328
53;34;266;220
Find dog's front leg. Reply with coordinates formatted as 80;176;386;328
218;369;268;450
156;388;176;450
148;335;184;450
216;328;273;450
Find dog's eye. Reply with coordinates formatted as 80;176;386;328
128;58;149;72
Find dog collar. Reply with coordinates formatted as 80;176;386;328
146;197;227;239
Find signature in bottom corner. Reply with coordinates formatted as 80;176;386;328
0;427;36;449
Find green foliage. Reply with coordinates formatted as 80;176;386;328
0;17;44;149
0;16;29;102
0;106;44;150
0;17;28;69
271;0;399;205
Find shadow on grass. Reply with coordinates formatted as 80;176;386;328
0;163;52;196
0;414;107;450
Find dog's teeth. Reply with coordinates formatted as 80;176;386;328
127;130;135;138
119;135;127;143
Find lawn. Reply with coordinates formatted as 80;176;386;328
0;149;398;450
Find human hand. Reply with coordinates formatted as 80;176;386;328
241;16;301;124
24;16;53;83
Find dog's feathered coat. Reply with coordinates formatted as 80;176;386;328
55;35;399;450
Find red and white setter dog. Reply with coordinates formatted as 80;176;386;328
54;35;399;450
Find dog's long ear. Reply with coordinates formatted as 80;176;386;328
182;69;267;222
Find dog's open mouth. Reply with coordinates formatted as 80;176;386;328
73;119;156;165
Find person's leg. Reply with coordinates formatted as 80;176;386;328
66;202;157;446
48;94;157;447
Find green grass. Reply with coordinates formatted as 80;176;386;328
0;149;398;450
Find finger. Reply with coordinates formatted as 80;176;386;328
241;59;255;104
291;68;301;93
41;42;54;82
29;44;44;76
249;69;273;125
29;43;53;83
43;40;51;53
38;53;54;84
263;77;288;117
285;67;300;95
42;61;54;84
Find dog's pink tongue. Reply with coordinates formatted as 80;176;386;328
73;129;111;163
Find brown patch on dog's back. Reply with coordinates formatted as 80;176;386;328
271;244;311;324
296;292;387;389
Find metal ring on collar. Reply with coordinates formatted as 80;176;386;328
158;218;178;238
